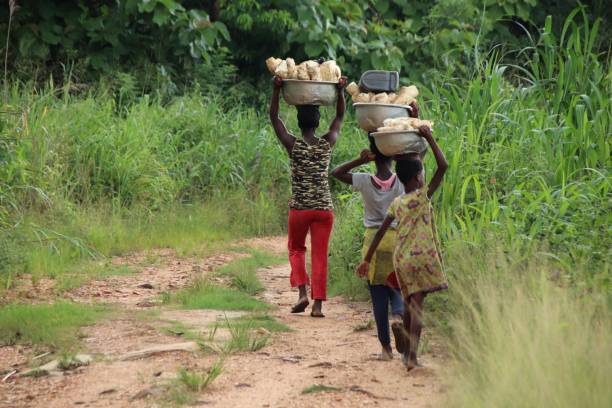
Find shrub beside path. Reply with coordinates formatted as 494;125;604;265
0;237;446;407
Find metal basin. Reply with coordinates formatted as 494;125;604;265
371;130;427;156
282;79;338;106
354;103;412;132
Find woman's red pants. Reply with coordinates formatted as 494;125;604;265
287;209;334;300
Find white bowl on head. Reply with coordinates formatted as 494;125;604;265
371;130;427;157
282;79;338;106
354;103;412;132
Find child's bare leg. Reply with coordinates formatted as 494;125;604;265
402;298;411;332
291;285;309;313
392;297;410;354
406;292;425;371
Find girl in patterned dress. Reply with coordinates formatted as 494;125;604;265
357;125;448;370
270;75;347;317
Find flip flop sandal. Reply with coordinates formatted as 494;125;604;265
291;299;309;313
310;311;325;318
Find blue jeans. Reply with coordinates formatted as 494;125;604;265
368;284;404;346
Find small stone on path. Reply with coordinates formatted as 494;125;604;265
99;388;117;395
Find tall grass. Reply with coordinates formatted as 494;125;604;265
443;241;611;407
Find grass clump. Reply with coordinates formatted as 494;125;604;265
302;384;342;394
166;279;271;312
216;250;284;295
164;359;224;405
223;323;270;353
0;301;107;350
177;361;223;392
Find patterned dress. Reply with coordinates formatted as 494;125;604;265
386;188;447;297
289;138;333;210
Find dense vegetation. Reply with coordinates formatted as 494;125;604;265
3;1;611;95
0;2;610;406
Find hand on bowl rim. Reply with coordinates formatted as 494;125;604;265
409;102;419;118
272;76;283;88
418;125;432;138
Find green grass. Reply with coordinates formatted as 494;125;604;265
217;314;291;333
163;359;224;406
2;196;284;290
216;250;285;295
302;384;342;394
164;250;281;312
53;263;133;293
442;241;611;408
0;301;107;350
222;319;271;353
166;279;271;312
177;362;223;392
328;198;369;301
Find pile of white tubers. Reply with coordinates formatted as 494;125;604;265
377;117;434;132
266;57;342;81
347;82;419;106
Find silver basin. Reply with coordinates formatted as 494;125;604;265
354;103;412;132
371;130;427;156
282;79;338;106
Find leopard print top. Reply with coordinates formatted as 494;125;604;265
289;138;333;210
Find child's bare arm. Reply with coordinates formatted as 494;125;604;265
418;125;448;199
356;215;394;277
331;149;375;185
324;77;347;147
269;76;295;154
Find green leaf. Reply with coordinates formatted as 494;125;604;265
40;22;62;45
202;29;218;47
153;8;171;26
139;0;157;13
375;0;389;15
214;21;231;41
369;39;385;49
305;42;324;57
18;29;38;55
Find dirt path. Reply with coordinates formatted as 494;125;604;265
0;237;446;407
206;261;447;407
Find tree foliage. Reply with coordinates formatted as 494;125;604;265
1;1;610;90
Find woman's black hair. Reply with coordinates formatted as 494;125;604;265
367;135;391;162
296;105;320;130
395;159;423;184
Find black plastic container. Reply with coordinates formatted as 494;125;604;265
358;70;399;93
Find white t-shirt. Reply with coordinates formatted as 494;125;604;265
352;173;404;228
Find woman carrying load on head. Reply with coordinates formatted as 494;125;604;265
269;74;347;318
